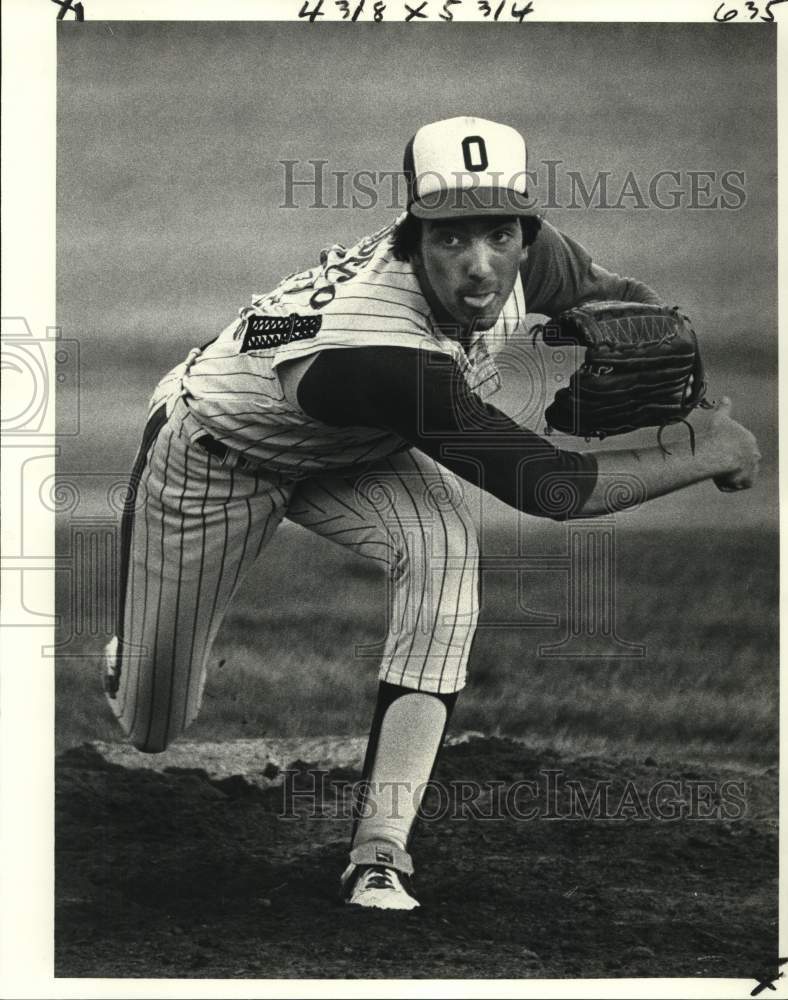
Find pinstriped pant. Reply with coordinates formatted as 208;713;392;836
107;403;480;752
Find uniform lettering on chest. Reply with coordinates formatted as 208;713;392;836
240;313;322;352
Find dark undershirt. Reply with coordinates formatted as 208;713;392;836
296;347;598;520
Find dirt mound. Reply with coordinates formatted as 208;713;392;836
56;737;777;982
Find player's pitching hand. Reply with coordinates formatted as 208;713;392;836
703;396;762;493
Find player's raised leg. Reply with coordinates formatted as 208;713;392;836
287;448;480;908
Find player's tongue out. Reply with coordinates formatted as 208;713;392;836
460;288;497;311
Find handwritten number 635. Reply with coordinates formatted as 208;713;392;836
714;0;787;20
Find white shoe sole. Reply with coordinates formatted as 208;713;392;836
346;888;420;911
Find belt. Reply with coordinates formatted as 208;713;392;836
169;390;261;474
195;433;260;473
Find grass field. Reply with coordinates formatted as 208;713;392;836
55;521;778;766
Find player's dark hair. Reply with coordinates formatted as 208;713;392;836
391;213;542;262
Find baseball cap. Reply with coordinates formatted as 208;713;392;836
403;116;532;219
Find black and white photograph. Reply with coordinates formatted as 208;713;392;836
0;1;781;994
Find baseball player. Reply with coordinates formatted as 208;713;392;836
104;117;760;911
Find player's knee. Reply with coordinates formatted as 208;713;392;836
108;653;202;754
130;733;169;754
121;716;171;754
395;513;479;577
441;506;480;562
450;520;479;564
124;710;186;754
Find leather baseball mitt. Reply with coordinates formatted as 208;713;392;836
539;301;709;445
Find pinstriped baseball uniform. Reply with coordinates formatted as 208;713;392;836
106;215;651;753
108;216;519;751
148;215;525;475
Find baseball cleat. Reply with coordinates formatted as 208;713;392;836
341;841;420;910
103;635;120;698
343;864;420;911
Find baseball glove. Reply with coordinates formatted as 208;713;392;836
539;301;709;448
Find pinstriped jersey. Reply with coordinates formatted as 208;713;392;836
150;215;527;477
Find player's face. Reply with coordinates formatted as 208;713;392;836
413;217;523;333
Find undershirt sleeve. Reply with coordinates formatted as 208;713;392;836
295;346;598;520
524;220;661;315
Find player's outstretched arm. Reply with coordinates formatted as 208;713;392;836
289;348;760;520
576;397;761;516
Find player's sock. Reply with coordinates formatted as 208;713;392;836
351;681;457;853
